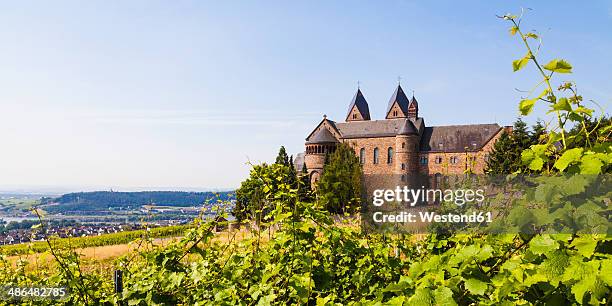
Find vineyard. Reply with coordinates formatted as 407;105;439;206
0;11;610;306
0;225;191;256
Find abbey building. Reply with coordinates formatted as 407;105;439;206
302;84;508;185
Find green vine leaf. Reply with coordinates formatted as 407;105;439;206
543;59;573;73
553;148;583;172
579;155;604;174
464;278;488;295
521;148;545;171
529;235;559;255
552;97;572;112
512;54;530;72
570;236;598;258
519;98;537;115
433;287;457;306
573;106;593;117
571;274;606;304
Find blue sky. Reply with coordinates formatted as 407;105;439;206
0;1;610;191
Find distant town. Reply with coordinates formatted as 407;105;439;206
0;190;234;245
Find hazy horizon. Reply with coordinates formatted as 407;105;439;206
0;184;235;195
1;1;610;189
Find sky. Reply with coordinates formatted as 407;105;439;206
0;1;610;192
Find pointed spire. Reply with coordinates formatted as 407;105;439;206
385;84;411;119
408;93;419;119
346;88;371;121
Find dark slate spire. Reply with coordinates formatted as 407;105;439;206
398;119;418;135
345;88;371;121
408;95;419;119
385;84;411;119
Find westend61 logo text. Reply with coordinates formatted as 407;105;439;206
372;186;486;206
368;185;493;226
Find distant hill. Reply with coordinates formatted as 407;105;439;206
41;191;234;213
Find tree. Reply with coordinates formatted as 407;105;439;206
234;147;316;221
531;119;546;144
234;164;267;222
485;118;540;174
512;117;532;149
275;146;290;166
316;143;362;214
297;163;313;202
485;131;515;174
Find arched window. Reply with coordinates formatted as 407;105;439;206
402;142;405;149
387;147;393;164
359;148;365;164
401;163;405;170
373;148;379;164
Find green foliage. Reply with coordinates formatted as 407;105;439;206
316;143;363;214
485;118;540;174
234;148;314;222
43;191;232;213
0;225;190;256
298;163;313;202
275;146;290;166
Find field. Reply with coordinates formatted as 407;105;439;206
0;224;192;256
0;197;41;211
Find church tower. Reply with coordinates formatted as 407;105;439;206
385;84;411;119
345;88;371;121
395;119;419;175
407;95;419;119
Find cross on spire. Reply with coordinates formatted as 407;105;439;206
357;80;361;89
397;76;402;85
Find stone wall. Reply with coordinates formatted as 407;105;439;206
418;127;507;175
342;137;397;174
305;125;510;186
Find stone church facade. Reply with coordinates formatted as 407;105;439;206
301;84;508;186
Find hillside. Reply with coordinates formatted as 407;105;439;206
41;191;234;213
